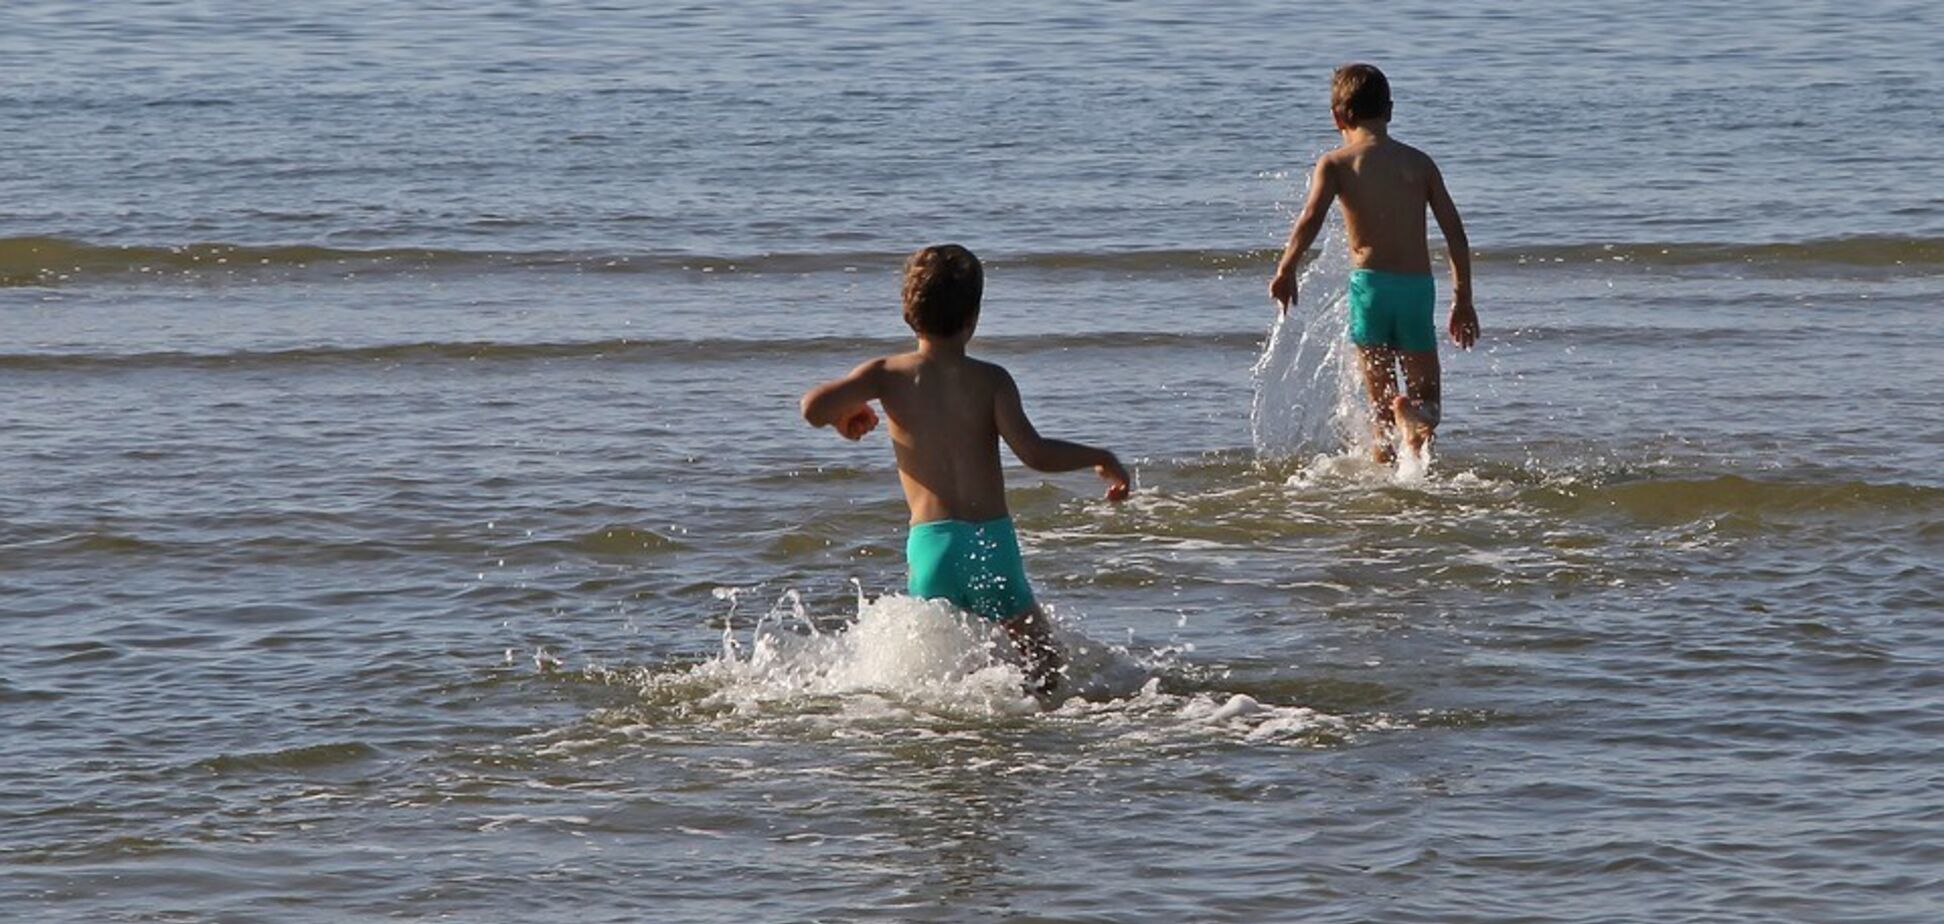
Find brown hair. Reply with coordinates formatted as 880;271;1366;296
901;243;983;338
1332;63;1391;124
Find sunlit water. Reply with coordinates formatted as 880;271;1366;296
4;2;1943;922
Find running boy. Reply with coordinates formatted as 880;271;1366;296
1269;63;1480;462
800;244;1131;694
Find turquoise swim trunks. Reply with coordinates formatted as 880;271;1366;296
905;516;1035;622
1347;268;1437;353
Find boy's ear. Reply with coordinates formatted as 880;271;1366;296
1332;108;1351;131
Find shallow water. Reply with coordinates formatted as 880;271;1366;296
4;2;1943;922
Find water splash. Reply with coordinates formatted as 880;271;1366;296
1250;221;1367;461
1393;439;1433;484
696;591;1046;717
582;591;1368;748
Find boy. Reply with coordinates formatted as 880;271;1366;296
1269;63;1480;463
800;244;1131;695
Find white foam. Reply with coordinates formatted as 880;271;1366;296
578;591;1385;752
690;592;1042;717
1392;440;1432;484
1283;449;1512;500
1049;678;1352;746
1284;451;1388;488
1204;693;1263;722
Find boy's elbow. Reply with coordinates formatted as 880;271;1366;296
799;393;825;427
1011;442;1049;471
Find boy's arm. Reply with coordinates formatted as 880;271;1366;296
1428;160;1479;349
1269;158;1339;312
800;359;884;441
993;370;1130;501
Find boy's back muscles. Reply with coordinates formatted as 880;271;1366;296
875;353;1012;525
1328;140;1438;275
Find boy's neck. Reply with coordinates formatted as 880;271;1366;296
916;336;968;358
1342;121;1390;143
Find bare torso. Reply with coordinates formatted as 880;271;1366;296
1327;134;1436;274
874;350;1009;524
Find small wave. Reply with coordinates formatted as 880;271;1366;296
7;233;1943;287
1276;455;1943;526
16;530;168;555
1530;474;1944;523
565;525;686;557
0;235;496;287
195;741;379;774
1498;236;1944;269
1499;323;1818;348
0;680;63;704
0;331;1261;372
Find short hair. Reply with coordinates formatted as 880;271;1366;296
901;244;983;338
1332;63;1391;123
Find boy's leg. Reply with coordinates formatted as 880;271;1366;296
1392;350;1443;454
1356;346;1401;463
1002;605;1064;697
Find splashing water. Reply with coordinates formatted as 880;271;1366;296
586;590;1369;747
1250;221;1368;461
696;590;1047;717
1392;439;1433;484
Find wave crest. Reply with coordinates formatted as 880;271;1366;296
7;234;1942;286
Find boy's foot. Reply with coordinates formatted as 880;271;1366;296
1390;396;1439;456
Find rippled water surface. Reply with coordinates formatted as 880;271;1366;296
3;2;1942;922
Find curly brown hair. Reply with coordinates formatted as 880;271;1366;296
901;244;983;338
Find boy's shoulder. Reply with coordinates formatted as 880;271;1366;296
931;352;1016;393
1325;135;1436;165
870;349;929;373
1398;138;1439;168
876;350;1011;384
964;354;1016;386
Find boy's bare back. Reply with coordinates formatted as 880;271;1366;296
812;347;1126;524
1323;136;1445;276
847;350;1013;524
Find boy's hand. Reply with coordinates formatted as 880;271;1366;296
835;404;878;440
1097;454;1132;502
1449;297;1480;350
1269;270;1297;313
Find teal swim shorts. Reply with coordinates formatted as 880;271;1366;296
905;516;1035;622
1347;268;1437;353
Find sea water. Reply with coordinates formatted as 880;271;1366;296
4;2;1943;922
